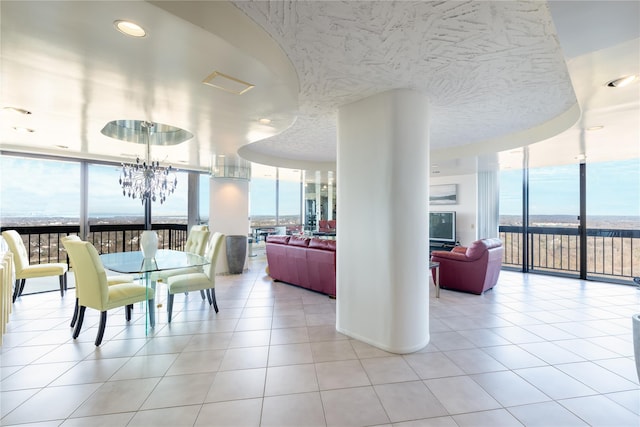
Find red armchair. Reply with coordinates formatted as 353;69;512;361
430;238;503;295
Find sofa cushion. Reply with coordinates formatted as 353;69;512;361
308;238;336;251
288;236;310;247
466;238;502;260
267;235;290;245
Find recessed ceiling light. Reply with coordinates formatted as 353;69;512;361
587;126;604;131
3;106;31;115
114;20;146;38
606;75;637;88
13;126;34;133
258;118;272;125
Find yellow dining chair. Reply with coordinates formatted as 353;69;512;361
166;232;224;322
2;230;68;301
61;235;134;328
150;226;210;299
64;240;155;346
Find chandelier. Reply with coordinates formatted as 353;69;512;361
119;156;177;204
101;120;193;205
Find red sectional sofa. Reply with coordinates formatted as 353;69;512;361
266;235;336;297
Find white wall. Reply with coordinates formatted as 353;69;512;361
430;173;477;246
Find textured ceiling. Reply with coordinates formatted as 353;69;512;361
234;0;577;168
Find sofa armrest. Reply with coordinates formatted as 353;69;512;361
451;246;467;254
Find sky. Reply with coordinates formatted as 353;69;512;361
499;158;640;217
1;155;638;220
0;156;300;219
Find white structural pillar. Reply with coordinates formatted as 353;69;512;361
209;177;250;274
336;89;430;354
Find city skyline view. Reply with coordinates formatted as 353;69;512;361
1;155;638;221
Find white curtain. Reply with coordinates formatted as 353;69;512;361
477;171;500;239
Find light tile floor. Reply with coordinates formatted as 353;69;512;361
1;255;639;426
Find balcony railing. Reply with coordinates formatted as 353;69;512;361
0;224;188;266
2;223;637;284
500;225;640;283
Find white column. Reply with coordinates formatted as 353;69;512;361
336;89;430;354
210;177;250;274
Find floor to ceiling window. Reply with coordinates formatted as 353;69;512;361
277;168;302;229
199;173;210;224
249;164;304;231
0;155;80;227
499;158;640;284
150;170;188;224
528;163;581;276
88;163;144;225
586;158;640;280
249;164;277;228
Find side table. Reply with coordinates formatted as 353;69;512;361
430;261;440;298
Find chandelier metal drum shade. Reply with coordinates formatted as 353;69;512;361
101;120;193;204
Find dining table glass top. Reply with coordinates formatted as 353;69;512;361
100;249;209;274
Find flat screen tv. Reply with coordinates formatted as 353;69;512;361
429;211;456;243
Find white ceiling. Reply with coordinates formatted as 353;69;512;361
1;1;638;177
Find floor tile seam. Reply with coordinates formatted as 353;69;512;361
3;380;106;424
550;360;640;392
541;337;626;359
592;357;640;385
437;348;511;376
416;377;501;417
510;364;602;399
554;395;639;425
320;380;391;425
2;357;83;390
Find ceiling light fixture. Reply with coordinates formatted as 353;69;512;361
3;106;31;115
101;120;192;204
114;20;146;38
13;126;34;133
258;118;272;125
606;75;637;88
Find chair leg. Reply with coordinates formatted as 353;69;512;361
70;298;79;327
211;288;218;313
148;299;155;327
59;274;65;297
95;311;107;346
200;290;206;300
167;293;175;323
73;306;86;339
206;288;212;305
19;278;26;297
13;278;26;301
125;304;133;321
12;279;21;302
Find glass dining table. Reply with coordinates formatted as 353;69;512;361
100;249;210;332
